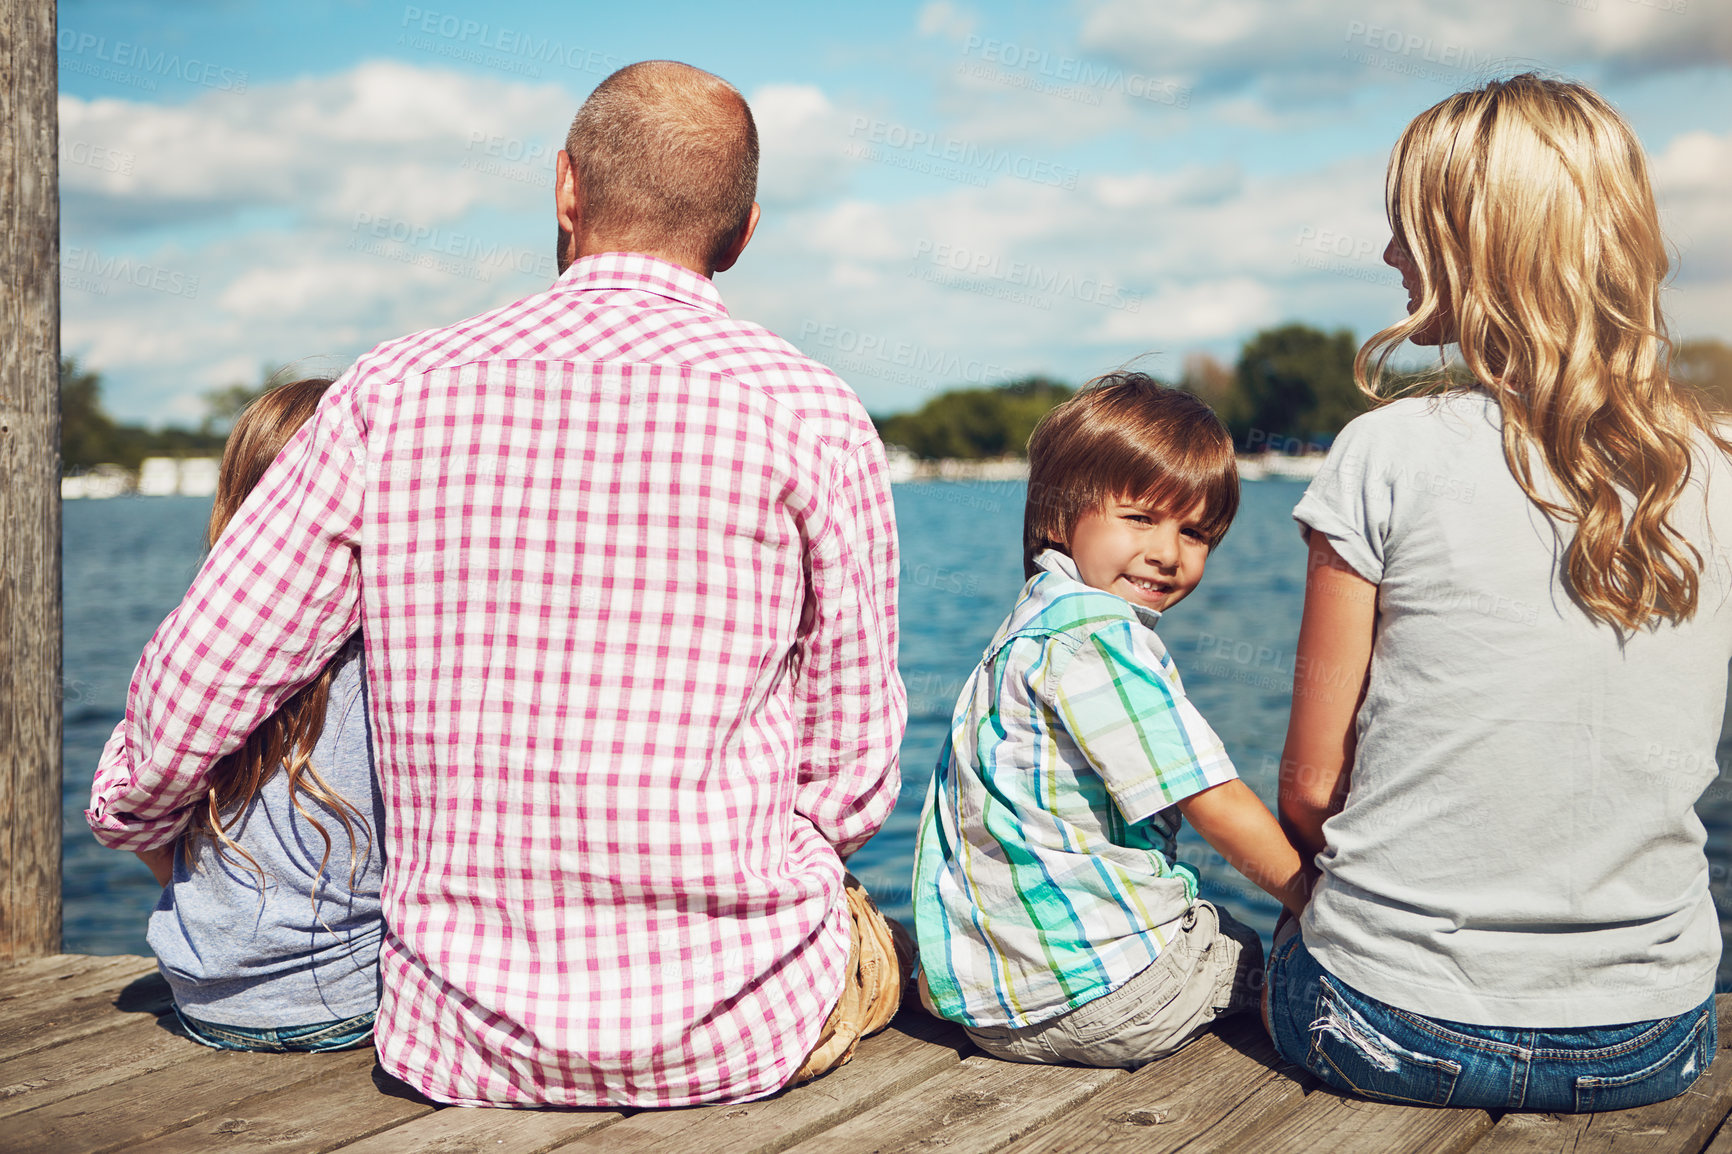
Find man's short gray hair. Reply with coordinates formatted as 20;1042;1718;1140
565;61;759;269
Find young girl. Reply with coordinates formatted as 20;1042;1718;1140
1266;74;1730;1111
137;377;385;1052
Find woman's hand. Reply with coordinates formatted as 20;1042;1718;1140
1279;533;1377;867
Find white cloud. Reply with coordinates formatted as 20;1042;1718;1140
58;60;578;424
51;39;1732;430
918;1;978;44
752;83;853;205
726;150;1400;414
1653;129;1732;195
59;59;577;235
61;219;547;424
1652;129;1732;331
1077;0;1732;96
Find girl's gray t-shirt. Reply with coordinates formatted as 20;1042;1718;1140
1294;390;1730;1027
148;643;385;1027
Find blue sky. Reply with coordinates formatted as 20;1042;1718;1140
56;0;1732;425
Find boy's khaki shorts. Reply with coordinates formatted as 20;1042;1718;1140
953;900;1263;1069
790;873;915;1085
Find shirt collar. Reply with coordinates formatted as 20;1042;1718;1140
555;251;730;317
1033;548;1163;627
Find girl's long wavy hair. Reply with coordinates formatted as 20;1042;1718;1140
1358;73;1728;632
186;377;370;889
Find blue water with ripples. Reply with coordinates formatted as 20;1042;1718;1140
61;483;1732;991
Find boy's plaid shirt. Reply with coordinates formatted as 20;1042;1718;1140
88;253;906;1107
914;549;1236;1029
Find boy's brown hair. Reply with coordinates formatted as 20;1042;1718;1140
1023;372;1239;578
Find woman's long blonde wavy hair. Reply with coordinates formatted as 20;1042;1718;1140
1358;73;1727;632
187;377;371;889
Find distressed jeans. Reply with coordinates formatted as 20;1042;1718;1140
1264;924;1717;1112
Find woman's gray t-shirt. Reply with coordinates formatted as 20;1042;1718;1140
148;642;384;1027
1294;390;1730;1027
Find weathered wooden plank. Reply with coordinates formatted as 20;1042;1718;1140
1474;1109;1714;1154
1228;1090;1493;1154
0;954;157;1026
0;949;159;1018
997;1015;1307;1154
338;1102;627;1153
120;1055;439;1154
0;1009;200;1118
0;953;123;987
1466;994;1732;1154
780;1053;1125;1154
1703;1112;1732;1154
1174;1058;1320;1154
5;1044;375;1153
553;1011;972;1154
0;965;170;1061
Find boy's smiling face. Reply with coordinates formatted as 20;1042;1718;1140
1065;496;1211;613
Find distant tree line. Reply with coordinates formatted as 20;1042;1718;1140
873;377;1074;461
60;359;278;474
60;358;225;473
1678;340;1732;411
61;332;1732;473
874;326;1732;460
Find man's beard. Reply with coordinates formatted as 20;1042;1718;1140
556;224;572;275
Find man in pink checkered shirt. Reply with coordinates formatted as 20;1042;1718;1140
88;61;910;1107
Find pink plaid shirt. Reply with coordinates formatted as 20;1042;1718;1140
88;253;906;1107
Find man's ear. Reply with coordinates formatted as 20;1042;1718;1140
710;202;760;275
555;150;582;272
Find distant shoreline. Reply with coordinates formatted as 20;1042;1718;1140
64;450;1324;500
885;453;1323;484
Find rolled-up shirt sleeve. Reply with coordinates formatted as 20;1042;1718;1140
1043;620;1238;826
792;437;907;858
86;373;370;850
1292;414;1394;585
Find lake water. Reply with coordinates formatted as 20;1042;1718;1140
61;482;1732;991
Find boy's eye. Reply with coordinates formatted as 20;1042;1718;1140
1124;513;1153;525
1181;527;1207;541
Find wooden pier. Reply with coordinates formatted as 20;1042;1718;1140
6;954;1732;1153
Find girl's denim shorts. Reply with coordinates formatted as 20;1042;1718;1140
174;1006;376;1053
1264;926;1716;1112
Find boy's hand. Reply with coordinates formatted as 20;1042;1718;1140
1175;779;1311;917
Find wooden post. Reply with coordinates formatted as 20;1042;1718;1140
0;0;62;959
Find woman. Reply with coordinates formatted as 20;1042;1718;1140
1264;73;1731;1112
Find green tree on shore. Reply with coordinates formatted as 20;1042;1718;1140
874;377;1072;460
60;358;229;473
68;334;1732;476
1178;352;1246;431
60;357;124;471
1676;339;1732;412
1228;324;1363;451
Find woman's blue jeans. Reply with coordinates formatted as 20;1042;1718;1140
174;1006;376;1053
1264;926;1716;1112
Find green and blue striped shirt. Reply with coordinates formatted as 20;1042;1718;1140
913;549;1237;1028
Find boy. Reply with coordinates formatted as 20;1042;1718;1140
912;373;1312;1068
